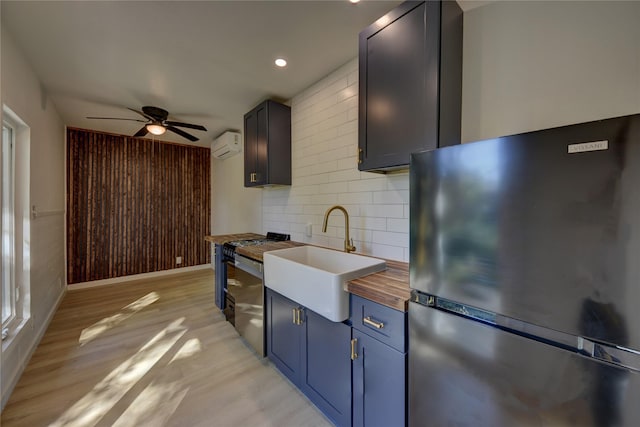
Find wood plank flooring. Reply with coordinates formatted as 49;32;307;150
1;270;332;427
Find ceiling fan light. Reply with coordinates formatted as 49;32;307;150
146;123;166;135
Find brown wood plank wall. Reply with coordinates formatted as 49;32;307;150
67;128;211;284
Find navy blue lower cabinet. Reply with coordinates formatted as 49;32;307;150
266;289;352;426
352;329;407;427
302;309;352;427
266;289;303;384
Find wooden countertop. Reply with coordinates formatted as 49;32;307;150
204;233;264;245
347;260;410;312
205;233;410;312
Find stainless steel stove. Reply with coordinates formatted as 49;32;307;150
221;232;290;260
219;232;290;357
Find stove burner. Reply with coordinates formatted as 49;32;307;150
222;232;290;260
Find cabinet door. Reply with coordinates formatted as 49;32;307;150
244;108;258;187
302;309;352;427
358;0;461;172
359;1;437;171
266;289;302;384
353;330;406;427
255;105;268;186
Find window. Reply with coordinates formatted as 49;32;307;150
2;121;16;330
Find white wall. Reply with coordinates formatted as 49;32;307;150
1;27;66;407
262;59;410;262
259;0;640;263
462;0;640;142
211;151;262;235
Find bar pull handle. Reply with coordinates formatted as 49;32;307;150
292;308;304;325
351;338;358;360
363;316;384;329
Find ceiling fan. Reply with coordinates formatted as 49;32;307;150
87;106;207;142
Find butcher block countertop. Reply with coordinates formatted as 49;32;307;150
204;233;264;245
347;259;410;312
204;234;410;312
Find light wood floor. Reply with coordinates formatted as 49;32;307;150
1;269;332;427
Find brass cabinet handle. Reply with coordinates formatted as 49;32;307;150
351;338;358;360
250;172;256;183
291;308;304;325
363;316;384;329
358;148;363;164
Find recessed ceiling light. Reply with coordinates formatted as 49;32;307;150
349;0;360;3
275;58;287;68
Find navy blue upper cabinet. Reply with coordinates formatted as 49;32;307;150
266;289;352;427
244;100;291;187
358;0;463;172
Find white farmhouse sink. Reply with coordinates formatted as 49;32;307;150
263;246;386;322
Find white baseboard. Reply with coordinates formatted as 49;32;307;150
68;264;213;290
1;284;66;410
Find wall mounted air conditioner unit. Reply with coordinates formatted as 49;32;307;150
211;131;242;159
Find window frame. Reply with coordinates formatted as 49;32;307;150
2;120;16;329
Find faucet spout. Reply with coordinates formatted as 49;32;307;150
322;205;356;253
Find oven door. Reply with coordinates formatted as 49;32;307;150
226;254;265;356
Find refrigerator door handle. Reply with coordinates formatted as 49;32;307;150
578;337;640;372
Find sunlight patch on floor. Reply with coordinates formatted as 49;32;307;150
79;292;160;346
169;338;202;364
51;317;187;427
111;380;190;427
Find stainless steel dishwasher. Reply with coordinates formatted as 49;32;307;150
225;254;265;356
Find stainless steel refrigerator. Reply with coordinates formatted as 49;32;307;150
409;114;640;426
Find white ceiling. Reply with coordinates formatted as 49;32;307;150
2;0;407;145
2;1;490;146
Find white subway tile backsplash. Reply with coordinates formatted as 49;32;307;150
359;204;404;218
262;58;409;262
337;120;358;136
347;69;358;86
373;190;409;205
370;244;405;261
337;84;358;103
387;173;410;190
329;169;362;183
337;192;372;205
350;216;387;231
337;156;358;171
311;193;339;205
372;230;409;247
319;182;348;194
347;178;388;193
387;218;409;233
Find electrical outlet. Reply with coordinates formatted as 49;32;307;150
176;256;182;265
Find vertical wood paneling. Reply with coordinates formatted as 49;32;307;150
67;128;211;284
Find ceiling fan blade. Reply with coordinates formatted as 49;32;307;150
167;126;198;142
133;126;149;138
127;108;154;122
86;116;146;122
165;121;207;131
